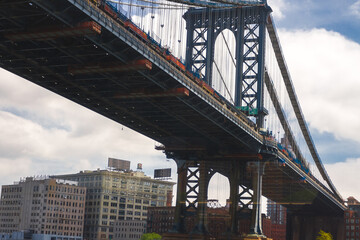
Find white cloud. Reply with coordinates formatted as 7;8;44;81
326;158;360;200
268;0;287;19
0;157;33;187
350;0;360;18
208;173;230;206
277;28;360;143
0;68;175;187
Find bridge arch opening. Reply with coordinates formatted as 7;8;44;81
208;172;230;207
212;29;236;103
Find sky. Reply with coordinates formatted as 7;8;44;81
0;0;360;206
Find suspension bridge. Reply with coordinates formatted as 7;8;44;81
0;0;346;239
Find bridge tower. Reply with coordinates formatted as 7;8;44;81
183;6;271;127
165;6;271;239
168;6;271;239
163;6;272;240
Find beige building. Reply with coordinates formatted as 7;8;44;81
54;168;174;240
0;177;86;238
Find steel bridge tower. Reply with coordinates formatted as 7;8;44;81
184;6;271;127
164;5;273;240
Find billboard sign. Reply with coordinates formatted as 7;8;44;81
108;158;130;171
154;168;171;179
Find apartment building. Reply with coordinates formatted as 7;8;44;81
0;177;86;239
54;167;174;240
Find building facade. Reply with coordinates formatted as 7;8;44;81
113;219;146;240
54;168;174;240
0;177;86;239
267;199;286;240
267;199;286;225
345;196;360;240
146;207;175;234
0;231;83;240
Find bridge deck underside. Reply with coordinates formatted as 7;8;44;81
0;0;345;215
0;0;263;156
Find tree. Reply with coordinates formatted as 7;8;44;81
316;230;333;240
140;233;162;240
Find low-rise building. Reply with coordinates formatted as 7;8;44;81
114;219;146;240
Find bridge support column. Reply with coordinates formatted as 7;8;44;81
171;160;187;233
286;211;344;240
164;160;214;240
249;161;264;236
245;161;270;240
229;161;241;235
192;160;210;235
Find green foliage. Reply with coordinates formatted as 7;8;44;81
140;233;162;240
316;230;333;240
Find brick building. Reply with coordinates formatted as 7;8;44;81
345;196;360;240
113;219;146;240
267;199;286;240
0;177;86;238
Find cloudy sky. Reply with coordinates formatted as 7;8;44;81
0;0;360;205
